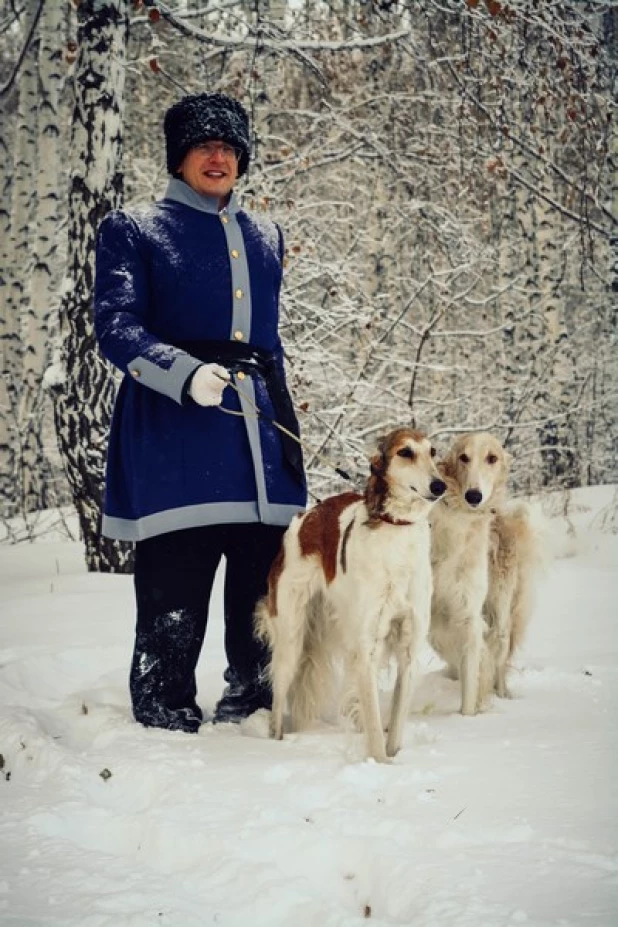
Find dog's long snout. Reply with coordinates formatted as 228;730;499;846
465;488;483;507
430;479;447;499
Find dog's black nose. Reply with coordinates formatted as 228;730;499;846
465;489;483;507
430;479;447;498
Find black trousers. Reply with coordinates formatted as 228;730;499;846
129;522;286;729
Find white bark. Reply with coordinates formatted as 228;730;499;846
18;0;68;513
1;37;38;515
0;100;15;512
51;0;131;571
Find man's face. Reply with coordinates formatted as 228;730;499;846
178;140;240;204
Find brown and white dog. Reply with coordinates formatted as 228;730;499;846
255;427;446;763
430;432;541;714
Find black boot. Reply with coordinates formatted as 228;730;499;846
135;702;203;734
132;527;223;735
213;667;272;724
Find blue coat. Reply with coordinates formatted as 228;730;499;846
94;179;307;541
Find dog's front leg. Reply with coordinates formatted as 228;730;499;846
386;652;412;758
270;685;287;740
353;650;389;763
460;615;483;715
386;608;424;757
485;583;515;699
491;617;512;699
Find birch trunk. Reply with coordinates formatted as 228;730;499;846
51;0;132;572
0;103;15;511
1;39;38;516
608;9;618;299
19;0;68;513
534;101;579;489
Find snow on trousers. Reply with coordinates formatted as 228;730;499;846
130;523;286;728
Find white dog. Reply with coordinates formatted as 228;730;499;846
430;432;541;715
255;427;446;763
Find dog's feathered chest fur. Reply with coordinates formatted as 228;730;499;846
431;504;492;575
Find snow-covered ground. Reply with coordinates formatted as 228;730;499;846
0;487;616;927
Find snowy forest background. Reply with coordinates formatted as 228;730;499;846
0;0;616;571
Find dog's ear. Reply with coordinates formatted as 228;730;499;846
368;435;388;476
369;450;385;477
365;443;388;518
439;451;456;480
502;449;513;472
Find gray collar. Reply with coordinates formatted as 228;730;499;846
163;177;240;215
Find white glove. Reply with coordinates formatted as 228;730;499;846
188;363;230;407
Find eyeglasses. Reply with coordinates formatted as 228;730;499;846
193;141;240;160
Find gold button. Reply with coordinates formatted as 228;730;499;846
231;249;239;259
237;371;246;380
234;330;244;341
235;288;243;299
130;368;141;378
221;215;229;224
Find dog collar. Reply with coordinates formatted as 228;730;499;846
377;513;414;526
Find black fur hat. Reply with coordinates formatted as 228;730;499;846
164;92;251;177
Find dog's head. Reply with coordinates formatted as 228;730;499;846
365;427;446;521
439;432;511;511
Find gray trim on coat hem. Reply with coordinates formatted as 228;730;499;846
127;352;202;405
102;501;304;542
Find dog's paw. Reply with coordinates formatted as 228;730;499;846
365;753;393;765
240;708;271;739
496;682;513;699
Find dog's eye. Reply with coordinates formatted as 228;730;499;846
459;454;470;464
487;453;498;465
430;447;436;458
397;447;415;459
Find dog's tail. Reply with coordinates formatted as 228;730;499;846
287;592;340;730
253;531;289;666
254;595;274;648
254;538;336;731
507;500;550;658
256;590;337;731
507;499;552;572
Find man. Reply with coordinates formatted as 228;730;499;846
94;92;307;732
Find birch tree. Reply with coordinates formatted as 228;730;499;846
18;0;68;513
1;35;38;515
0;95;14;511
50;0;132;571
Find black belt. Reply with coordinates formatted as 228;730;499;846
175;339;305;486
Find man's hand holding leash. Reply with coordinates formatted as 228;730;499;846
188;363;231;406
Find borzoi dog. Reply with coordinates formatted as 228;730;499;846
255;428;446;763
430;432;540;714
